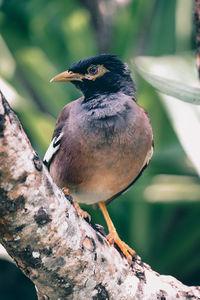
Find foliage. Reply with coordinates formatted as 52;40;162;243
0;0;199;298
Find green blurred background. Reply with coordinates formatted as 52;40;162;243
0;0;200;299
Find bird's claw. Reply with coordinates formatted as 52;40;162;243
62;188;91;221
63;188;70;195
73;199;91;222
107;230;136;262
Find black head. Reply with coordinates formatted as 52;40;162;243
51;54;135;100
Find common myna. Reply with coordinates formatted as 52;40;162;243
44;54;153;261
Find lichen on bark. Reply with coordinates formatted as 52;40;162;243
0;90;200;299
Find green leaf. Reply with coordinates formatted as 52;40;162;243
134;54;200;105
134;53;200;175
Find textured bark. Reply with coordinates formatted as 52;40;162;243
194;0;200;78
0;89;199;300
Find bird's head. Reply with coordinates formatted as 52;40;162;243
50;54;135;100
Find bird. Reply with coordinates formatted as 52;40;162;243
43;54;153;262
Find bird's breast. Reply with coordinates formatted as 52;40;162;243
50;99;153;205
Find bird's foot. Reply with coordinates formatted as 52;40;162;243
63;188;70;195
62;188;90;221
107;230;136;262
62;188;73;204
73;199;91;221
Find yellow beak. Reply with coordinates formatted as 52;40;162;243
50;70;83;83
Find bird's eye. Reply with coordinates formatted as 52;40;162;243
88;65;98;75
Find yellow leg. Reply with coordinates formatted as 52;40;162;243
99;202;136;262
63;188;91;221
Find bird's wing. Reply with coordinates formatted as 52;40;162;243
43;103;72;169
43;97;83;170
43;131;63;169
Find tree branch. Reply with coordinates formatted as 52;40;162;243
78;0;115;52
0;90;199;299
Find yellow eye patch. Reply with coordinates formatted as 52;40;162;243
85;64;109;81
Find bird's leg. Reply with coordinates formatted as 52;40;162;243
63;188;91;221
98;202;136;262
73;199;91;221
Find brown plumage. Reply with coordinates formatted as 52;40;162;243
49;96;153;205
44;54;153;261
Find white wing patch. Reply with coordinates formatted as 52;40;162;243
43;132;63;166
